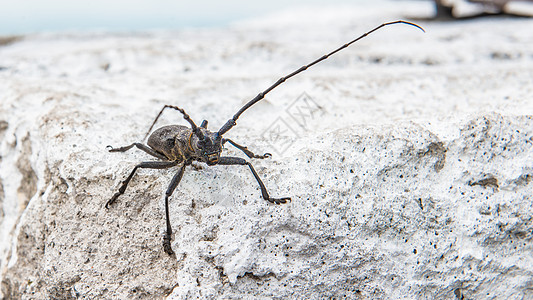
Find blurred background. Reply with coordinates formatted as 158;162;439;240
1;0;531;35
0;0;364;35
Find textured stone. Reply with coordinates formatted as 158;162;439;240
1;3;533;299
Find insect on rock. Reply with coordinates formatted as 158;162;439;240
106;20;424;255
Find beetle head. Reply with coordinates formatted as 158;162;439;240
196;129;222;165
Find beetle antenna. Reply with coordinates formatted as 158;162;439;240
217;20;424;136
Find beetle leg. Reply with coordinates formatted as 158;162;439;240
143;105;204;142
217;156;290;204
162;162;187;256
106;160;179;208
222;138;272;159
107;143;167;160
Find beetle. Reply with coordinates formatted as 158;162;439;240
105;20;424;255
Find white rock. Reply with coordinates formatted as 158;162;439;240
1;3;532;299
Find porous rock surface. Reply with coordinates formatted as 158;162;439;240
1;3;533;299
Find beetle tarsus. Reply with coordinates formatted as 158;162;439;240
105;193;120;209
163;233;174;256
267;196;291;205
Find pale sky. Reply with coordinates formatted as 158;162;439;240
0;0;362;34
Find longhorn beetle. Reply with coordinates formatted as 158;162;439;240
106;20;424;255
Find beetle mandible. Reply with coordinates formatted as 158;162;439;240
106;20;424;255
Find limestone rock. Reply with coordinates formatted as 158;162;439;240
1;4;532;299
